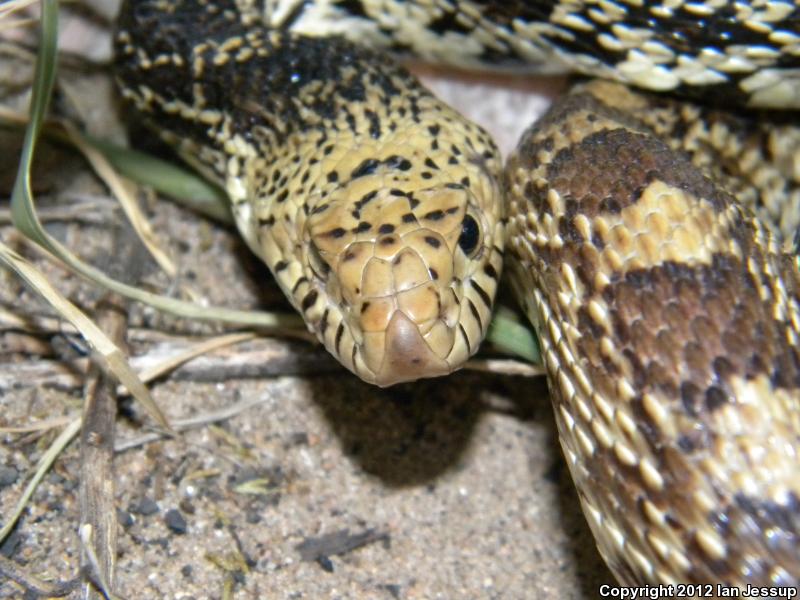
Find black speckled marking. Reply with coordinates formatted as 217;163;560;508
302;289;319;312
115;0;423;157
424;236;441;249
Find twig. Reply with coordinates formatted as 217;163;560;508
0;555;79;597
0;194;118;225
463;357;543;378
115;391;277;453
79;293;127;600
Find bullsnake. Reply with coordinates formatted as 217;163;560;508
114;0;800;587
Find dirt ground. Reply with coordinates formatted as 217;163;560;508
0;3;614;598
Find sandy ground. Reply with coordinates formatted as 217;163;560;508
0;3;614;598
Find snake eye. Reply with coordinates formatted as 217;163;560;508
458;214;481;256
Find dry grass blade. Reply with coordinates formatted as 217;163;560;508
0;305;65;332
0;241;170;429
0;0;38;31
79;525;127;600
0;105;28;128
0;416;74;433
0;416;81;544
0;42;37;63
0;0;38;20
0;17;37;31
62;121;178;278
131;331;257;388
0;194;117;225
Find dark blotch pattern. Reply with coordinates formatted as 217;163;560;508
544;127;731;220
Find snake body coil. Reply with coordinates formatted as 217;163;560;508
506;80;800;585
115;0;800;588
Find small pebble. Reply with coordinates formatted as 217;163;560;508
0;529;22;558
164;508;188;534
0;466;18;487
288;432;309;446
117;509;135;528
317;556;334;573
381;584;402;600
132;497;159;516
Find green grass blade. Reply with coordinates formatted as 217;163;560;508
9;0;57;234
486;304;541;364
83;134;233;224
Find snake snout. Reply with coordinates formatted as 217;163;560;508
350;234;463;386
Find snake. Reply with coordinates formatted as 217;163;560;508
113;0;800;589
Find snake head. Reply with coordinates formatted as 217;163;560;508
303;173;504;386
